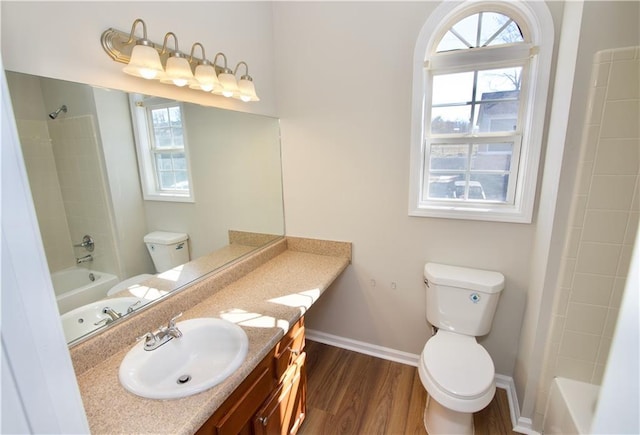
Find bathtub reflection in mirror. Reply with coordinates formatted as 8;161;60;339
6;71;285;345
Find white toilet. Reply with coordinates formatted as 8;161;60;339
107;231;190;296
143;231;190;273
418;262;505;435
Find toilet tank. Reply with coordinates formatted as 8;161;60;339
144;231;190;273
424;263;504;336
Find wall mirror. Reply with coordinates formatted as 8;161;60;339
6;71;285;346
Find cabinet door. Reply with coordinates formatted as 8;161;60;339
253;352;307;435
197;354;274;435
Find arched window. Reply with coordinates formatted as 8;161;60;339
409;1;554;223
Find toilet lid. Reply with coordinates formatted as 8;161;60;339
422;331;494;400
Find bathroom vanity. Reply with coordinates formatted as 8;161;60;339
70;236;349;434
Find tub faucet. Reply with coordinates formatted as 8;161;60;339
102;306;121;321
76;254;93;264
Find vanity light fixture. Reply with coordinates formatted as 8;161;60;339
120;19;164;80
212;53;238;98
101;18;259;102
234;61;260;102
159;32;193;87
189;43;220;92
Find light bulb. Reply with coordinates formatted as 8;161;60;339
123;43;163;80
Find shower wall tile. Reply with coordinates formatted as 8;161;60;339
581;210;629;243
600;100;640;138
16;119;74;272
539;46;640;420
594;139;640;175
50;115;119;277
559;331;601;361
565;302;608;335
570;273;614;306
607;60;639;99
587;175;636;210
575;242;621;275
624;213;639;244
555;356;595;383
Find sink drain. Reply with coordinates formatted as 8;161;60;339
176;375;192;385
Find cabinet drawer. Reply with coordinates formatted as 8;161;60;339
274;319;305;381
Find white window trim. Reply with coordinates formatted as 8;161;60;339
409;0;554;223
130;94;195;203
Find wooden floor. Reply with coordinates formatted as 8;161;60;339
300;340;516;435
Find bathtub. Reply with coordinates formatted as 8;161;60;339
544;377;600;434
51;267;119;314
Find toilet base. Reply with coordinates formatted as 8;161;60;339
424;395;474;435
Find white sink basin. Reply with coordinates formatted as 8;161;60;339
61;296;143;343
119;317;249;400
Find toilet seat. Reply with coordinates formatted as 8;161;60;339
423;330;494;399
419;330;496;413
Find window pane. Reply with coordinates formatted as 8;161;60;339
172;153;186;170
155;153;173;171
430;144;469;170
168;106;182;125
431;106;471;134
425;174;463;200
173;171;189;191
476;67;522;97
158;172;176;190
474;67;521;132
153;127;173;148
436;31;470;52
171;128;184;148
452;180;486;200
471;143;513;171
436;12;524;52
433;72;474;105
471;173;509;201
151;108;169;127
451;14;479;48
481;13;523;46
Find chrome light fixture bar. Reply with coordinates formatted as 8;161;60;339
101;18;259;102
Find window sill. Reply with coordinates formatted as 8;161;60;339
143;193;195;203
409;203;532;224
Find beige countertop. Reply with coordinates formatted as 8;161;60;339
74;238;350;434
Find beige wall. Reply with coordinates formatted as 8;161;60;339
272;1;554;376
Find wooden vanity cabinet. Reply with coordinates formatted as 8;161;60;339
197;318;306;435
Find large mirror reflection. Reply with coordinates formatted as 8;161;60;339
6;71;285;345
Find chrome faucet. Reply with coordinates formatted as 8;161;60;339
76;254;93;264
138;313;183;351
93;306;122;326
102;306;121;321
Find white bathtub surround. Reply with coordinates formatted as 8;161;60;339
52;267;119;314
543;377;600;434
538;46;640;427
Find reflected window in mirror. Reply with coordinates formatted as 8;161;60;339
130;94;195;202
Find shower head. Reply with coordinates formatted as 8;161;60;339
48;105;67;119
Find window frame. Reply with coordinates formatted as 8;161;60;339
408;1;554;223
130;94;195;203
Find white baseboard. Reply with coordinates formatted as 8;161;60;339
306;329;540;435
495;374;540;435
306;328;421;366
